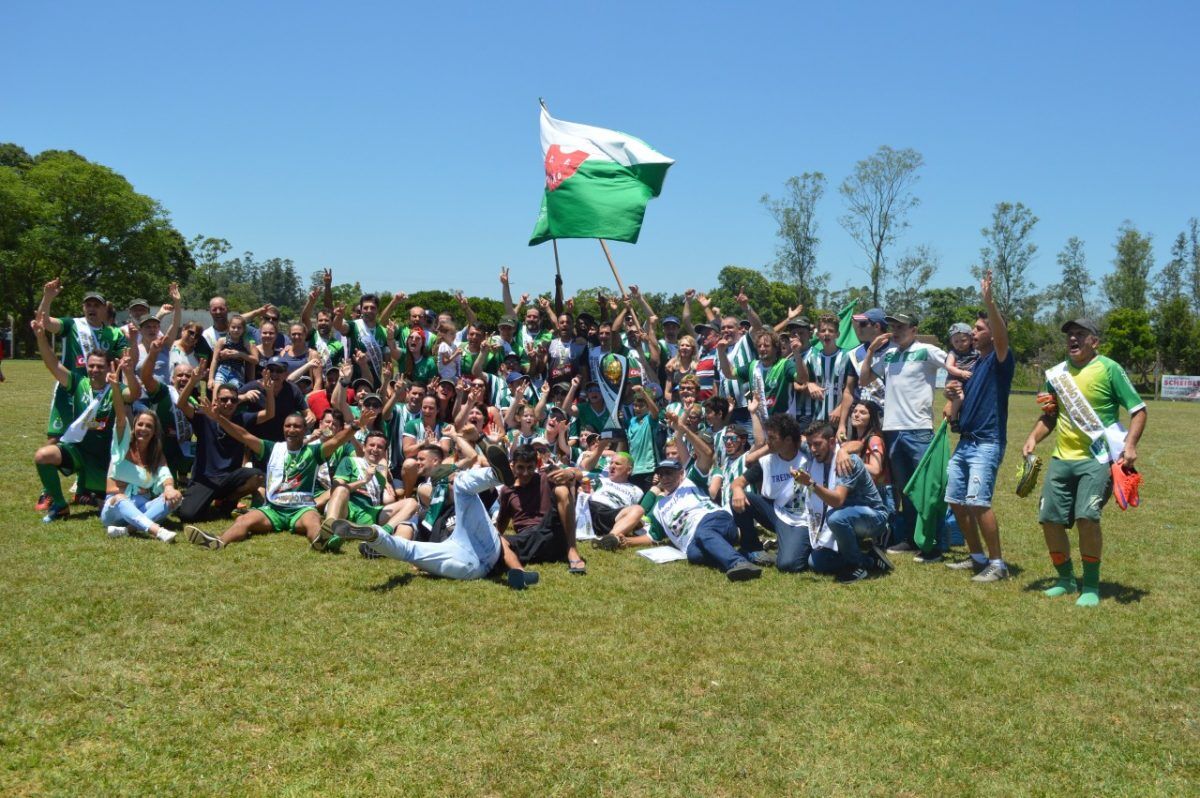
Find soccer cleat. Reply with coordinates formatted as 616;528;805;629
946;557;987;574
868;542;894;573
73;490;101;508
725;562;763;582
311;518;337;552
35;493;53;512
971;562;1010;583
484;445;515;487
1015;454;1043;498
185;525;223;550
41;504;70;524
106;525;129;538
836;567;870;584
328;519;379;543
1111;464;1142;510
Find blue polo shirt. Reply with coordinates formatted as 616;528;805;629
957;349;1015;446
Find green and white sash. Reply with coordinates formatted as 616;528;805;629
265;444;316;507
62;383;106;444
1045;361;1126;463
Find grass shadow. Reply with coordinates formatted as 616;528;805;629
369;573;415;592
1023;577;1150;604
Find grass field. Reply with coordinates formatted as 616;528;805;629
0;358;1196;796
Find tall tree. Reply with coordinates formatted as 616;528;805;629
1101;308;1155;387
761;173;828;307
838;146;924;306
885;244;939;316
0;147;193;351
1103;221;1154;312
1153;232;1189;307
973;201;1038;318
1053;236;1094;321
1188;217;1200;312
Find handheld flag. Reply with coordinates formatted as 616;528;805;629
529;102;674;246
903;420;951;553
836;298;859;351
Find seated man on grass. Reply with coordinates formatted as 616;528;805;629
329;445;542;590
184;403;370;550
495;445;587;575
313;430;408;552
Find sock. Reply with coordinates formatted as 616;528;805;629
1076;556;1101;606
37;463;66;506
1044;552;1077;597
970;552;988;565
989;558;1005;568
380;524;394;535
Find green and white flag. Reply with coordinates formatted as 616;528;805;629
529;102;674;246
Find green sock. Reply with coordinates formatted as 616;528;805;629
1076;559;1101;606
1043;558;1077;598
37;463;66;506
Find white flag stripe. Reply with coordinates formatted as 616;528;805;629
540;106;674;168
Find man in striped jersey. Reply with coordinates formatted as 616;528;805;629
802;315;856;434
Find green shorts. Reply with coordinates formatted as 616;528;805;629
259;503;318;532
56;443;109;493
1038;457;1112;527
347;496;382;526
46;383;77;438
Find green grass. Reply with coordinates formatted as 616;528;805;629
0;359;1196;796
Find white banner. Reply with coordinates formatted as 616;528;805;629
1161;375;1200;401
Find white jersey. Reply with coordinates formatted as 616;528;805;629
757;450;811;527
590;477;644;510
870;341;949;431
650;478;728;553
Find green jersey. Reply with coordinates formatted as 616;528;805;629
62;372;117;463
423;477;451;527
577;403;611;434
398;353;438;386
403;417;447;444
306;329;345;368
624;412;659;475
735;357;798;416
56;316;128;375
335;456;388;506
259;440;326;509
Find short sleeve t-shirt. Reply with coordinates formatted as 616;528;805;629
1045;355;1145;461
56;317;128;374
190;411;257;481
403;417;446;444
735;357;798;416
754;450;810;527
957;349;1016;445
871;341;949;431
589;477;644;511
624;413;660;475
334;456;387;506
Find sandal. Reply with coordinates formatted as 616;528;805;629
568;557;587;575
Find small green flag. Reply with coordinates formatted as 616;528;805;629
836;298;859;351
903;420;951;553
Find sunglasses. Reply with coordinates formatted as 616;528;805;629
217;397;238;404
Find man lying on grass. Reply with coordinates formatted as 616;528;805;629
185;402;371;550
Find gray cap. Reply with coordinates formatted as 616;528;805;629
655;458;683;472
1061;318;1100;337
948;322;973;337
885;312;919;327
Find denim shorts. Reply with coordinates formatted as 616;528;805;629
944;439;1003;508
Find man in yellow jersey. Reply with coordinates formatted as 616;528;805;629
1022;319;1147;607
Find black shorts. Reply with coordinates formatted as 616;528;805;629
589;501;622;537
504;511;567;565
177;467;262;522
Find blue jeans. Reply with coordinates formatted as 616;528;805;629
945;439;1004;508
825;505;889;569
733;492;811;572
686;512;749;572
884;428;945;550
100;493;171;533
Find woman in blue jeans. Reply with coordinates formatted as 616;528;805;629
100;364;183;542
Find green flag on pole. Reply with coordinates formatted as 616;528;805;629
903;420;951;553
836;298;859;351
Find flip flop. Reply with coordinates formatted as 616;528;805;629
568;557;587;575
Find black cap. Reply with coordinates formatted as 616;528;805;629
1061;318;1100;337
83;291;106;304
655;458;683;473
785;316;813;329
263;356;288;371
352;377;374;390
360;392;383;406
498;315;517;328
577;312;597;324
127;298;150;311
137;314;161;328
884;312;919;327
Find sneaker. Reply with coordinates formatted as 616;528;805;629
358;542;382;560
41;504;70;524
311;518;337;552
726;562;763;582
971;561;1010;583
328;518;379;543
913;549;944;564
746;550;776;567
106;525;129;538
74;490;101;508
506;569;540;590
868;542;894;573
946;557;987;574
35;493;53;512
155;529;177;544
1111;464;1142;510
484;445;515;487
763;538;779;552
593;533;621;552
886;540;917;554
185;525;223;550
428;463;458;482
836;567;870;584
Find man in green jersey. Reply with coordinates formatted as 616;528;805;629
1022;318;1148;607
315;430;406;552
718;329;809;418
31;314;140;522
185;403;372;550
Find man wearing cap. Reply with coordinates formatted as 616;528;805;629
847;308;888;409
34;278;130;446
943;272;1015;582
131;285;182;392
717;289;767;424
1022;316;1147;607
859;310;970;561
239;355;309;448
645;458;763;581
692;323;722;401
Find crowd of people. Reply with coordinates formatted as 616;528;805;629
26;266;1147;603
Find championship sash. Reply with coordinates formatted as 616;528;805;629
354;319;384;379
265;444;316;507
69;318;100;367
597;353;627;433
61;384;107;444
314;333;333;368
168;385;195;458
1045;361;1126;463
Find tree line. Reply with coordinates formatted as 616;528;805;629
3;142;1197;388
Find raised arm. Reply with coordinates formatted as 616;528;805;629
734;287;765;335
31;314;71;387
140;335;166;395
773;303;804;334
680;288;697;337
175;358;206;420
716;338;735;380
671;413;714;473
332;303;349;335
162;283;182;343
981;269;1009;363
500;267;515;316
321;407;372;460
859;333;891;387
456;292;479;330
379;291;406;325
537;295;558;330
38;279;65;335
107;359;129;440
301;286;320;332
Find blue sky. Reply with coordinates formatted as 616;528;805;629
5;1;1198;303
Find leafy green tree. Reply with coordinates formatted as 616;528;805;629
0;147;193;351
1188;217;1200;313
706;265;797;324
761;173;828;307
972;201;1038;318
1053;236;1094;321
1103;222;1153;312
1101;308;1155;387
1152;296;1197;374
919;286;981;342
885;244;938;316
838;146;924;306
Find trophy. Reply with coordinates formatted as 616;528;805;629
597;352;627;438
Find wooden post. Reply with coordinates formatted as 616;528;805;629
552;239;563;316
597;239;628;297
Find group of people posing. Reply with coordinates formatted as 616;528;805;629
27;266;1146;602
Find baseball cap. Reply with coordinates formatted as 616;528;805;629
786;316;813;329
884;312;919;327
83;291;106;304
263;356;288;371
547;406;568;420
655;458;683;473
852;308;887;326
577;312;597;324
1061;318;1100;337
694;322;715;335
498;315;517;328
127;298;150;312
662;315;681;326
360;392;383;406
948;322;973;337
505;371;528;385
352;377;374;391
137;315;160;328
530;435;551;449
738;319;752;330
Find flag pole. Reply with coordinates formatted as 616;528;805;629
552;239;563;315
597;239;629;297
